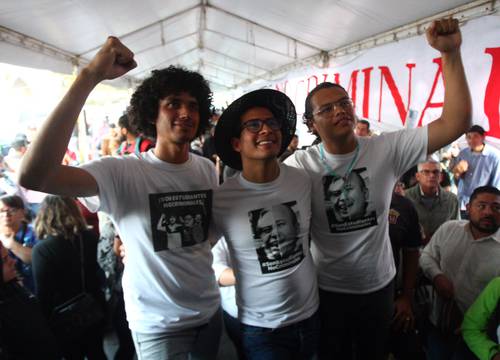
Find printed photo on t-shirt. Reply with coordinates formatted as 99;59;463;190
149;190;212;251
323;167;377;233
248;201;304;274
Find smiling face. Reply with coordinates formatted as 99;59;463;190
231;107;282;165
256;205;297;260
327;172;367;222
155;92;200;145
310;87;355;141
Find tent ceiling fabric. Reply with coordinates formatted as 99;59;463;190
0;0;482;90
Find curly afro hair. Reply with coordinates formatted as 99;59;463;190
128;66;213;139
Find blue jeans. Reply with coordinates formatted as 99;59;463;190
318;280;394;360
223;310;246;360
132;307;222;360
240;310;320;360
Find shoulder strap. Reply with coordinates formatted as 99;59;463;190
77;234;86;292
135;137;142;154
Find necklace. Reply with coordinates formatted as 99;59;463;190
319;142;360;182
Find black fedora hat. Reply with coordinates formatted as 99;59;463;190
214;89;296;170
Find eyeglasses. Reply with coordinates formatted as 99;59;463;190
313;98;353;117
241;118;282;133
420;169;440;176
0;208;19;216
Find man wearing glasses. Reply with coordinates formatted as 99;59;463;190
213;89;319;359
406;159;459;244
285;18;471;359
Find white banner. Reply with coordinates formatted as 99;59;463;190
243;15;500;147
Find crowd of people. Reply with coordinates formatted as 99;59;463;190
0;16;498;360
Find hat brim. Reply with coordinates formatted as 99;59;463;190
214;89;296;171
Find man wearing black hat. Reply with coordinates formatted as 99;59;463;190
285;18;472;359
18;37;221;359
452;124;500;218
213;89;319;359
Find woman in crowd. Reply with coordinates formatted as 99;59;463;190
32;195;106;359
0;242;59;358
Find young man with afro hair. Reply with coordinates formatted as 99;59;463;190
19;36;222;359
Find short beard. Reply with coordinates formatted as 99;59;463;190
469;218;499;235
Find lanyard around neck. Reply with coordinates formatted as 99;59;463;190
319;142;360;181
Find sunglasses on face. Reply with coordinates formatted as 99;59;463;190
241;118;282;133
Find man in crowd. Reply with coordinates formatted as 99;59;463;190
213;89;319;359
4;134;28;174
405;158;459;244
285;18;471;359
354;119;371;137
388;188;424;359
117;113;154;155
18;37;221;358
420;186;500;359
452;125;500;218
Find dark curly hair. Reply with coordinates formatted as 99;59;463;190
303;82;347;136
128;66;213;139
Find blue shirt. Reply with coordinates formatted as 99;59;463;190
11;222;38;292
457;144;500;209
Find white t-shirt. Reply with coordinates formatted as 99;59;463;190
211;237;238;319
213;164;319;328
80;150;220;334
285;127;427;294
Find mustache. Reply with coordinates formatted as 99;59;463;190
480;216;497;223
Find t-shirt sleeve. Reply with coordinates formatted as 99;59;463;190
385;126;428;177
284;150;301;168
79;157;123;214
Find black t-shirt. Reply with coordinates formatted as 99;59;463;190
388;193;422;271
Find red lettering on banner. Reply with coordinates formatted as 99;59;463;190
331;71;360;105
322;73;329;83
418;58;444;127
333;73;340;84
484;47;500;139
377;64;415;124
275;81;288;93
362;67;373;118
307;76;319;93
346;70;359;105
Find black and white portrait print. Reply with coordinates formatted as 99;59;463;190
249;201;304;274
149;190;212;251
323;168;377;233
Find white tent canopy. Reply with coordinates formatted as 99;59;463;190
0;0;494;92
